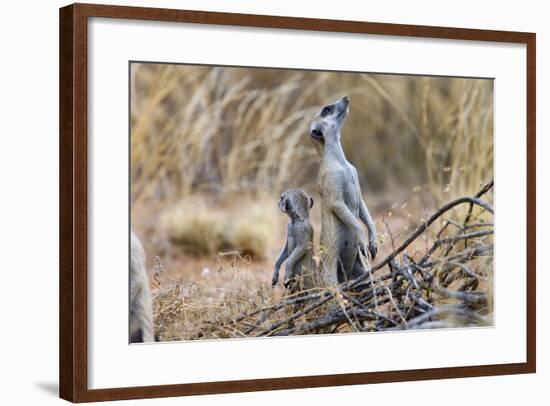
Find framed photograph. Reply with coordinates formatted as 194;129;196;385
59;3;536;402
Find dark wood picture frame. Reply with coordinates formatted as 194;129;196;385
59;3;536;402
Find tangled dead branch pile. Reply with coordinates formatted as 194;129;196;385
225;180;494;337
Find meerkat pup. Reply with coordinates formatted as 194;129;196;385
272;189;317;292
130;231;155;343
309;96;377;286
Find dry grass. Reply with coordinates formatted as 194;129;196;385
130;64;493;204
152;251;339;341
160;194;278;259
153;252;284;340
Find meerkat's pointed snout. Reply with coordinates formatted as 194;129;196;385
337;96;350;114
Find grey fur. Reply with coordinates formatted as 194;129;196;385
272;189;318;292
130;231;155;343
309;96;377;285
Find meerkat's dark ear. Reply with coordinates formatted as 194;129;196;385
284;199;290;212
309;196;314;209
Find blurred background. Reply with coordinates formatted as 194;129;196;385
130;63;493;340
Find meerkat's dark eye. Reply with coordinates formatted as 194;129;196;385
321;106;333;117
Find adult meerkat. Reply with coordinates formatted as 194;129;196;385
309;96;377;285
272;189;317;292
130;231;155;343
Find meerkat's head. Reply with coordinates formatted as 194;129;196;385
278;188;314;220
309;95;350;146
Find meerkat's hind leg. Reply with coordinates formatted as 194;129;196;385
347;252;376;300
336;260;348;284
350;252;369;280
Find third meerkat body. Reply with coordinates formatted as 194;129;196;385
130;231;155;343
309;96;378;286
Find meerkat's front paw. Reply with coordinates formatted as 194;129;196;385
358;239;369;259
271;272;279;287
283;276;296;289
369;238;378;260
